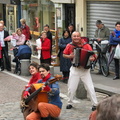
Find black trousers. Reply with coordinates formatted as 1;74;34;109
62;71;70;78
114;58;119;77
40;58;51;65
0;47;11;70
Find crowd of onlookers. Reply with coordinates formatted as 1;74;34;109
1;18;120;120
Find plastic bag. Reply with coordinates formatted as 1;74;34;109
114;44;120;59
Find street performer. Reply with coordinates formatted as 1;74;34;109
63;31;98;111
25;63;62;120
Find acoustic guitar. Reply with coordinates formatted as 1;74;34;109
20;74;62;119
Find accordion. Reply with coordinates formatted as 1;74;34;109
72;47;94;69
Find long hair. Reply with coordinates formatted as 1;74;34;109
97;94;120;120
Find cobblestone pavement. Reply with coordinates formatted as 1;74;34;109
0;78;108;120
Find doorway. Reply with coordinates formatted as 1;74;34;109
65;4;75;29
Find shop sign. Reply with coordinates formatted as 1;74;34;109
50;0;74;3
29;3;38;7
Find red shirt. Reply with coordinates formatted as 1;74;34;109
25;72;41;88
41;38;51;59
63;40;94;65
63;41;93;55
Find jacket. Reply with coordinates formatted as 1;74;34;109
41;38;51;59
3;30;9;51
109;30;120;45
38;76;62;109
21;25;30;40
95;25;110;41
58;37;72;72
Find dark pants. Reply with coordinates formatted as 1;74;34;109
62;71;70;78
40;58;51;65
1;47;11;70
114;58;119;77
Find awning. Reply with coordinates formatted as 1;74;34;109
50;0;74;3
0;0;20;5
0;0;10;4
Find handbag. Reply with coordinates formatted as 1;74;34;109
114;44;120;59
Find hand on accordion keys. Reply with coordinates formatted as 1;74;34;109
69;52;74;59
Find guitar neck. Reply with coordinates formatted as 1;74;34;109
25;87;42;104
25;82;48;104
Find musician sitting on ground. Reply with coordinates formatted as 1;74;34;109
26;63;62;120
63;31;98;111
23;62;41;98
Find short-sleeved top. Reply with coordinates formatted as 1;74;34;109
63;41;93;61
64;43;92;53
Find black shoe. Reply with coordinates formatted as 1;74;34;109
7;69;11;71
113;76;119;80
66;104;73;109
63;78;68;84
1;68;4;71
91;106;96;111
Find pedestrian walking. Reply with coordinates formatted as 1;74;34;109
58;29;72;83
0;23;11;71
63;31;98;111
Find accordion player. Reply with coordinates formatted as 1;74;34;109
72;47;94;69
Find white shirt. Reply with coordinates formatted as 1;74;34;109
0;30;5;47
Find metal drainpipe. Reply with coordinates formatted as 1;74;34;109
17;1;21;28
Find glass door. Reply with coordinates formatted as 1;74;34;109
6;5;17;34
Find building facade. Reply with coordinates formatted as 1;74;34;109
21;0;55;32
76;0;120;38
50;0;120;38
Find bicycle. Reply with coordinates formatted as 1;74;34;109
89;39;109;77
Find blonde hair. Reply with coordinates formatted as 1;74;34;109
20;18;26;24
16;28;22;34
41;31;47;35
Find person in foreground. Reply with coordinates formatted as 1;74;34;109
23;62;41;98
63;31;98;111
89;94;120;120
26;63;62;120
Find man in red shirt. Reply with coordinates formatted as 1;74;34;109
63;31;98;111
